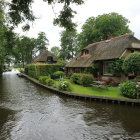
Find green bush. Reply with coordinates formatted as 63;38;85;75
70;73;82;84
120;81;140;98
52;71;65;79
123;52;140;75
39;76;49;84
81;74;93;86
58;80;72;91
45;78;55;86
70;73;93;86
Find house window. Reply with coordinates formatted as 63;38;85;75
85;50;89;55
130;50;135;53
82;50;89;55
103;61;113;75
47;56;53;62
74;68;81;73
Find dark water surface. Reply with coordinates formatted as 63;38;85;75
0;71;140;140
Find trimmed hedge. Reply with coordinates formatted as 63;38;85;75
25;64;62;79
71;73;93;86
52;71;65;79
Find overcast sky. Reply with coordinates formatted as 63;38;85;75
15;0;140;50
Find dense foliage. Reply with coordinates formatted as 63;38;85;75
58;80;72;91
45;78;55;86
39;75;54;86
13;31;49;67
0;3;16;75
71;73;93;86
123;52;140;75
111;58;124;76
26;64;62;79
51;46;60;58
120;81;140;98
39;76;50;84
60;29;78;60
78;13;132;50
8;0;84;30
52;71;65;79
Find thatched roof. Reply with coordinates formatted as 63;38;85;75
66;34;140;68
32;50;57;63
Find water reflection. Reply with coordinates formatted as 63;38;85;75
0;71;140;140
0;107;16;140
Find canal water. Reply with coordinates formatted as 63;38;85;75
0;71;140;140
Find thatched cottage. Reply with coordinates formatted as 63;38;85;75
65;34;140;83
32;50;57;64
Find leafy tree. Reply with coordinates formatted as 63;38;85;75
51;46;60;58
0;3;17;75
13;36;37;67
78;12;132;50
111;58;124;76
78;17;97;51
122;52;140;75
94;12;132;39
8;0;84;30
35;32;49;54
60;29;78;60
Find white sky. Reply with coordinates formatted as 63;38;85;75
14;0;140;50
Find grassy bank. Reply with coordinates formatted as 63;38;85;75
71;84;126;99
23;74;127;99
53;79;126;99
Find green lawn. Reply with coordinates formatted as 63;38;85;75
70;83;126;99
55;79;126;99
25;76;126;99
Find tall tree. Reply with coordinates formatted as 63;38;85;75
60;29;78;60
36;32;49;54
51;46;60;58
13;36;37;67
0;2;17;75
8;0;84;30
78;12;132;50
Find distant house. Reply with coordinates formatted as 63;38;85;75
32;50;57;64
65;34;140;83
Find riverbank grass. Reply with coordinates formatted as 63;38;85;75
71;84;125;98
55;80;125;99
24;74;126;99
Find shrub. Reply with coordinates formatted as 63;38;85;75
120;81;140;98
71;73;93;86
123;52;140;75
111;58;124;76
58;80;72;91
52;71;65;79
45;78;55;86
39;76;49;84
56;59;67;67
81;74;93;86
70;73;82;85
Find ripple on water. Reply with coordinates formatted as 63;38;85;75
0;72;140;140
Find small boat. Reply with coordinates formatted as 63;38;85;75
16;73;23;77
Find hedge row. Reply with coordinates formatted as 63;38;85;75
25;64;62;79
